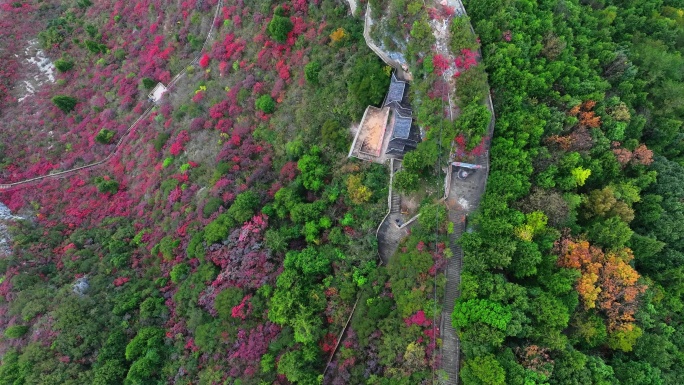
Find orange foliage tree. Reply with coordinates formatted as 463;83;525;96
632;144;654;166
569;100;602;128
556;237;647;331
546;101;599;151
545;134;573;151
556;239;603;309
599;248;645;329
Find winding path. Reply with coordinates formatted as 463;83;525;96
363;5;413;81
0;0;224;192
344;0;357;15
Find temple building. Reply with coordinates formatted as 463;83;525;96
349;71;421;163
383;73;420;156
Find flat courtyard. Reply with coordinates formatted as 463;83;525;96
349;106;394;164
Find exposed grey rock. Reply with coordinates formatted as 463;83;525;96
72;276;90;296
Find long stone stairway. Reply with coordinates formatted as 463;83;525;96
441;215;464;384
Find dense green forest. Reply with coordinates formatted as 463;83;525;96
457;0;684;384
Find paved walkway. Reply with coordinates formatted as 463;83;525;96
330;1;496;383
377;179;410;263
376;159;413;264
441;211;464;384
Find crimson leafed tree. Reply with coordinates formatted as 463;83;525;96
199;54;210;68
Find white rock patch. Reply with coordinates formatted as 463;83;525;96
458;197;469;210
18;39;56;102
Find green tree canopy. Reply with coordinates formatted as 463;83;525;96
52;95;78;113
95;129;114;144
54;58;74;72
297;146;329;192
255;94;276;114
453;298;512;331
304;61;321;84
346;56;390;115
3;325;28;339
460;354;506;385
267;13;293;43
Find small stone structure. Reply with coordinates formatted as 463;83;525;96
148;82;168;103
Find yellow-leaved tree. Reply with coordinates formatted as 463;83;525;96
329;28;346;44
346;174;372;204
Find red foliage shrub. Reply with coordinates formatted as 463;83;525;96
279;161;298;182
184;338;199;352
405;310;431;327
209;100;229;119
231;294;253;320
227;323;281;376
468;136;487;156
114;277;130;286
276;59;290;80
442;5;455;17
189;117;205;132
192;91;204;103
320;332;337;353
170;130;190;156
200;214;275;308
432;54;450;76
199;54;210;68
455;49;478;70
219;61;228;75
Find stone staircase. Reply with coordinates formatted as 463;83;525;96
390;190;401;214
441;216;464;385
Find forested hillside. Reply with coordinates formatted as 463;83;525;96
0;0;683;384
457;0;684;384
0;1;441;384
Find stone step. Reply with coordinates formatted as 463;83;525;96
390;194;401;213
